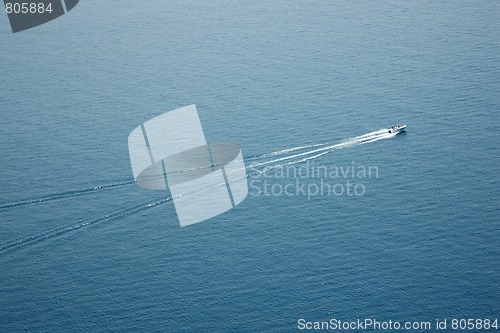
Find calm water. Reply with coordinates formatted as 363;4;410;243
1;0;499;332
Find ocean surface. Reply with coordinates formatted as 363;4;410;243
0;0;499;332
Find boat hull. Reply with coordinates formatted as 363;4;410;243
388;125;406;134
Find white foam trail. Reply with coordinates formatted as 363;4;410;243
0;128;399;254
247;129;389;162
249;142;344;168
0;196;173;254
246;142;334;160
0;180;136;210
360;132;396;144
0;129;392;211
249;129;391;168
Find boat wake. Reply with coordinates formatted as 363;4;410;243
249;129;395;170
0;197;172;254
0;180;136;210
0;128;397;254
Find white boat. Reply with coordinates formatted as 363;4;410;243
388;124;406;134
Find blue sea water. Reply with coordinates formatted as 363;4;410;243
0;0;499;332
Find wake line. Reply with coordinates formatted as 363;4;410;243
0;180;135;211
0;128;396;255
180;129;395;197
245;142;334;160
249;139;372;176
0;129;393;211
0;141;335;211
0;197;171;254
248;129;394;169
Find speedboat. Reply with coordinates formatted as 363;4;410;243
388;124;407;134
